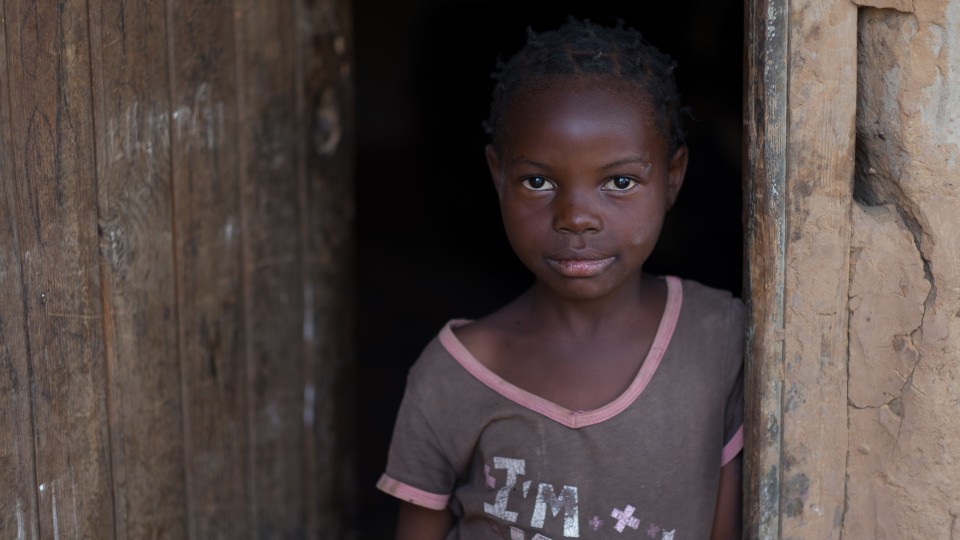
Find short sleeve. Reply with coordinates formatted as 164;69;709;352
376;363;457;510
721;297;745;466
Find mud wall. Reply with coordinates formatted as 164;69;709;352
846;2;960;537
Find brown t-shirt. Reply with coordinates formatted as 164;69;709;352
378;276;744;539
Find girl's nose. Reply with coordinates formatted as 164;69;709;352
552;189;602;234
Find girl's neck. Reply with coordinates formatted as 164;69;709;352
521;273;662;339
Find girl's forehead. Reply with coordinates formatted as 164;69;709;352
508;77;653;124
497;76;670;160
512;75;652;112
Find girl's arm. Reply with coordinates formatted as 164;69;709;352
710;453;743;540
395;501;453;540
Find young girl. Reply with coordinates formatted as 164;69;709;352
377;16;743;540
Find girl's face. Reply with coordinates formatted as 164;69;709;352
486;77;687;302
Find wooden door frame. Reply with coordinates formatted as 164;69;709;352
743;0;789;536
743;0;859;537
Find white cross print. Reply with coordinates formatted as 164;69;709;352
611;504;641;532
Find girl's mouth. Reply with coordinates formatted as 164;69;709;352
545;257;615;277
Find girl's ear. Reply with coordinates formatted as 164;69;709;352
485;144;503;195
666;144;689;208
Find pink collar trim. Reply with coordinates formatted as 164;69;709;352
438;275;683;429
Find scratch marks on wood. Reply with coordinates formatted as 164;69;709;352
38;483;60;540
107;83;225;164
16;499;25;540
50;488;58;540
41;312;101;321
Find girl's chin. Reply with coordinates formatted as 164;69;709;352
532;276;634;302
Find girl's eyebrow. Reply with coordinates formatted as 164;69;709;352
601;156;652;172
505;156;654;176
600;156;653;176
507;156;548;167
507;156;652;170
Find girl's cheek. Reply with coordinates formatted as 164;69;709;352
630;221;665;246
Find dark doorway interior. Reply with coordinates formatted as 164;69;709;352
352;2;743;537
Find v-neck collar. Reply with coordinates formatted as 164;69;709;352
437;275;683;429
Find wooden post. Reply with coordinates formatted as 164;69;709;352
743;0;788;536
745;0;857;537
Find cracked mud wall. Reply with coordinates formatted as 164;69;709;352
846;3;960;538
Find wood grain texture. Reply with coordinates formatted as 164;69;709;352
1;0;114;537
301;0;358;534
87;0;188;538
743;0;788;537
167;0;250;537
0;0;357;537
0;1;40;536
235;0;307;536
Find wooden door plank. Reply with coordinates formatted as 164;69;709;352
87;1;188;538
0;1;40;536
0;0;114;538
300;0;357;532
234;0;307;536
166;0;250;537
292;2;319;534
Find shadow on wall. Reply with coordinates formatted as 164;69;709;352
352;1;743;537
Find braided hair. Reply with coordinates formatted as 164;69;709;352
484;16;687;154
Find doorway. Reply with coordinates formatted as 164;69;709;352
352;1;745;537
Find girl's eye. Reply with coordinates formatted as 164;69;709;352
604;176;638;191
521;176;554;191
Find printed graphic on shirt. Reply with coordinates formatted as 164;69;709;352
484;456;677;539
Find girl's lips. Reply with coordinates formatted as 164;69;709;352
545;257;615;277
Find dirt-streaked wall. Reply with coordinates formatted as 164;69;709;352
846;2;960;537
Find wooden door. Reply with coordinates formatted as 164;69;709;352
0;0;355;538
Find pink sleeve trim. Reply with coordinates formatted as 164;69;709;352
376;474;450;510
721;425;744;466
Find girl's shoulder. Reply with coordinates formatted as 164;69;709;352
404;310;518;387
677;276;741;301
675;277;745;322
445;303;521;374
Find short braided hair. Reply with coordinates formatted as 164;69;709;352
484;16;687;154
